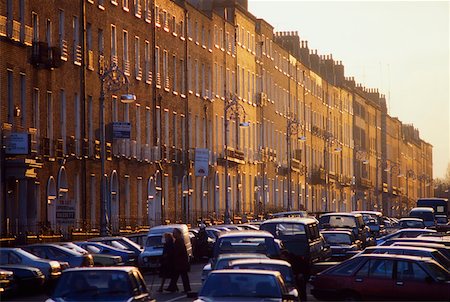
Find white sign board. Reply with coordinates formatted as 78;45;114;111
112;122;131;139
5;132;29;155
194;148;209;177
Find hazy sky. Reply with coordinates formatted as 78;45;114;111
248;0;450;179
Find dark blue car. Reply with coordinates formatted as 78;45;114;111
23;244;94;268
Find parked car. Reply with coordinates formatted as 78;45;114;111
352;211;387;237
409;207;437;228
399;218;426;229
260;217;331;276
193;269;297;302
436;215;449;225
390;241;450;260
88;236;144;259
75;241;136;265
227;258;301;300
319;212;369;247
23;244;94;268
139;224;192;270
376;228;437;245
46;267;155;302
0;269;14;295
201;253;269;282
310;254;450;301
0;264;45;293
382;236;450;248
360;245;450;269
55;242;123;267
321;230;362;260
0;248;61;281
238;224;260;231
212;230;282;261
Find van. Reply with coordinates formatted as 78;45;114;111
138;224;192;270
260;217;331;276
409;207;436;228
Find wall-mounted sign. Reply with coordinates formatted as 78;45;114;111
5;132;29;155
55;199;76;225
112;122;131;139
194;148;209;177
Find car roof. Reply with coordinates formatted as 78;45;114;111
149;224;188;232
210;269;282;277
88;236;128;241
366;245;438;253
217;230;274;238
320;212;362;218
26;243;80;254
392;242;449;249
399;218;424;221
410;207;435;213
395;228;436;232
261;217;318;225
321;230;353;235
228;258;291;267
217;253;269;260
357;253;437;262
352;211;382;216
63;266;138;273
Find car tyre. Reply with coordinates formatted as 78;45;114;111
341;291;361;302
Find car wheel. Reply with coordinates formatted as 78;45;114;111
341;291;360;302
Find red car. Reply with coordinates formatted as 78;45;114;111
311;254;450;301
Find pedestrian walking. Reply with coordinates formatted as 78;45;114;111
166;228;191;293
158;232;175;292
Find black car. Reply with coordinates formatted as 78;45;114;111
321;230;362;260
260;217;331;276
0;264;45;294
47;267;155;302
319;213;370;247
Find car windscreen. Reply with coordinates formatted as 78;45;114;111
231;264;294;285
400;220;424;228
216;237;276;256
410;212;434;221
323;233;352;245
145;235;163;249
320;216;357;228
52;270;133;301
200;273;281;298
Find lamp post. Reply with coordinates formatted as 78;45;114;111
385;161;400;216
324;133;342;212
405;169;416;212
99;63;135;236
223;95;247;224
286;114;306;211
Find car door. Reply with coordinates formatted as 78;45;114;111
392;260;445;301
351;259;395;300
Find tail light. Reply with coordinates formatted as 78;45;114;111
82;255;94;267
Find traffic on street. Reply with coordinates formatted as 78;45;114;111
1;199;449;301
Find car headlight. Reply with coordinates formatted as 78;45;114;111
49;261;60;269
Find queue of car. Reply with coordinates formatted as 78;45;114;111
0;207;448;301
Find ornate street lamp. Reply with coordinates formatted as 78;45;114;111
223;94;248;224
286;114;306;211
99;63;135;236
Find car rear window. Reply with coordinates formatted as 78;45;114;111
216;237;276;256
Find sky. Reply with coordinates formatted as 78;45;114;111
248;0;450;179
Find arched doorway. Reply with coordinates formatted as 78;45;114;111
201;176;208;217
56;166;69;233
147;177;156;227
110;170;119;233
46;176;57;228
181;175;189;223
214;172;219;217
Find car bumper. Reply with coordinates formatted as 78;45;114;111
139;256;161;269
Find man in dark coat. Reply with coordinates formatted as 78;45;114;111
158;232;175;292
166;228;191;293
